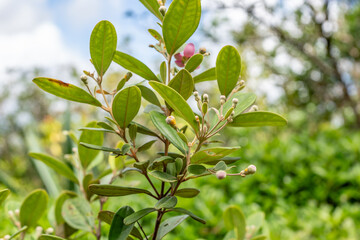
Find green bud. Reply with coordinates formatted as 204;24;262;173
159;6;166;16
80;74;88;84
202;93;209;103
202;102;208;115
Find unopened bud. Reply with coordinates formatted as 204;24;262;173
8;211;14;217
202;102;208;115
166;116;176;126
4;235;10;240
14;209;20;216
35;226;43;234
46;227;54;234
193;91;200;101
238;80;245;86
80;74;88;84
159;6;166;16
199;47;207;54
220;95;226;105
125;72;133;81
83;70;91;76
195;116;200;122
216;170;227;179
202;94;209;103
246;165;256;174
249;105;259;112
232;98;238;108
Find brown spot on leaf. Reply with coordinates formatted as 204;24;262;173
48;78;70;87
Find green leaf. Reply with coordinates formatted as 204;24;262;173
90;20;117;76
162;0;201;55
9;226;28;240
223;92;257;117
216;45;241;96
191;147;240;164
54;191;77;225
223;205;246;240
155;196;177;209
0;189;10;205
131;121;159;137
149;81;198;133
149;111;188;153
149;29;164;42
139;0;163;21
185;54;203;72
89;184;153;197
149;171;177;182
168;69;194;100
78;121;104;169
188;164;207;175
134;160;150;172
213;161;227;171
98;121;116;130
20;189;48;227
169;208;206;224
113;51;159;81
205;157;241;165
137;85;161;107
229;111;288;127
124;208;156;225
79;127;118;134
193;67;216;83
156;215;189;240
33;78;101;107
62;197;94;232
39;235;66;240
160;61;167;82
175;188;200;198
112;86;142;129
29;153;79;184
148;156;175;170
98;210;115;225
79;142;121;154
251;235;267;240
109;206;135;240
138;140;157;152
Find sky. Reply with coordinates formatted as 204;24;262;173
0;0;307;105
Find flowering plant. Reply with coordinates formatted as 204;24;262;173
0;0;286;239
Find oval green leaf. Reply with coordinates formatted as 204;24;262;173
216;45;241;96
155;196;177;209
62;197;94;232
193;67;216;83
149;81;198;133
149;170;177;182
29;153;79;184
223;205;246;240
113;51;159;81
149;111;187;153
20;189;49;227
169;208;206;224
33;78;101;107
138;140;157;152
156;215;189;240
149;29;164;42
139;0;163;21
168;69;194;100
190;147;240;164
185;54;203;72
160;61;167;82
229;111;288;127
0;189;10;206
89;184;153;197
175;188;200;198
163;0;201;55
188;164;207;175
124;208;157;225
223;92;257;117
54;191;77;225
109;206;135;240
78;121;104;169
90;20;117;77
112;86;141;129
137;85;161;107
39;235;66;240
98;210;115;225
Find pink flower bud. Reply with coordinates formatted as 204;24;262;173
216;170;227;179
